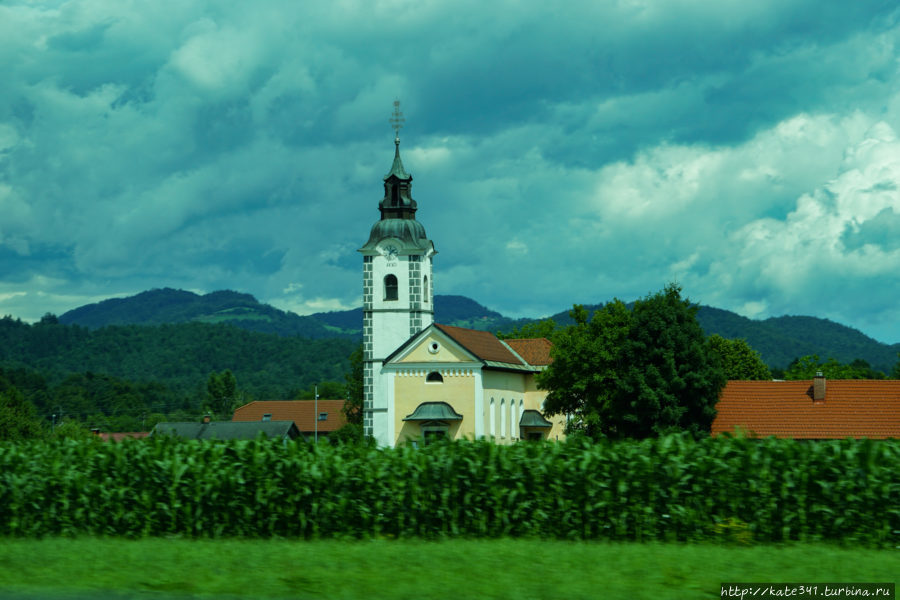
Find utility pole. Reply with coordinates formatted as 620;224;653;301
314;385;319;444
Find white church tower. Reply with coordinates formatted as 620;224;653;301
359;102;436;443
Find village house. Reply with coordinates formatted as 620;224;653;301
712;373;900;439
232;399;348;441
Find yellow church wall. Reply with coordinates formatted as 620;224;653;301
481;370;564;443
483;370;527;444
393;370;476;445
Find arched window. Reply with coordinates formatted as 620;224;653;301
510;400;517;440
489;398;495;438
426;371;443;383
519;399;524;440
423;276;429;302
500;399;506;439
384;274;398;301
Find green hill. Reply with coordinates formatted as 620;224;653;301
57;288;900;372
0;315;356;426
59;288;343;339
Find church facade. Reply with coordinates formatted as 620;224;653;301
359;112;564;446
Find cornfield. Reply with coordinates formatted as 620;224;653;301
0;434;896;545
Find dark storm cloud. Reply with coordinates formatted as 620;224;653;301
1;0;900;341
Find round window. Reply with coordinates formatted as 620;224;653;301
428;341;440;354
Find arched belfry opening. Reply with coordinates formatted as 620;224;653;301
384;274;398;301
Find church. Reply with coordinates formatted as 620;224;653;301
359;105;565;446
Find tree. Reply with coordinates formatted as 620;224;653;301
497;318;557;340
329;344;365;444
706;335;771;380
0;385;45;441
892;353;900;379
343;344;363;426
205;370;238;418
295;381;345;400
784;355;886;380
538;284;726;439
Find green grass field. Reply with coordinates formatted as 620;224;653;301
0;539;896;599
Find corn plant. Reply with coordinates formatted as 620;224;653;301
0;434;896;545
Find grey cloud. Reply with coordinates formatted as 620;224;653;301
2;0;900;345
842;207;900;252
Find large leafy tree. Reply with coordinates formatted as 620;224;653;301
706;335;771;380
0;379;45;441
538;284;726;439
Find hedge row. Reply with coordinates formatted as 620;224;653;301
0;435;896;544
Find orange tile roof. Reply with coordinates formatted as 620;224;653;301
505;338;553;366
434;324;525;365
232;400;348;433
712;380;900;439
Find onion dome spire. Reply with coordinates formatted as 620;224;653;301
380;100;416;219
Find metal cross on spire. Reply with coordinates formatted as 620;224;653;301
389;100;405;145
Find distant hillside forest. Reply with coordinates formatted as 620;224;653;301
0;315;356;432
59;288;900;371
4;287;900;434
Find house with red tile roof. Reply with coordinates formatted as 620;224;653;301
232;400;349;440
712;374;900;439
378;322;562;446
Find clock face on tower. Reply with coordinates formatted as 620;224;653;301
382;244;399;261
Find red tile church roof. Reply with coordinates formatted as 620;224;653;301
506;338;553;366
434;324;524;365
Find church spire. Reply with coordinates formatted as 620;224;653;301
386;100;410;180
380;100;416;219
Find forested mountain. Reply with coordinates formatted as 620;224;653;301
0;315;356;429
56;288;900;371
60;288;342;338
314;294;520;333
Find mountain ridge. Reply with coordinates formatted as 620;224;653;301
58;288;900;371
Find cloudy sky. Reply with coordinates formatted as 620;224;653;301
2;1;900;343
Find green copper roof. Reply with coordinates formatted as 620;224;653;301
403;402;464;421
384;141;410;180
361;218;431;250
519;410;552;428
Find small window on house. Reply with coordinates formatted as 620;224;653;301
318;412;328;421
384;274;398;301
421;423;449;445
262;413;272;422
426;371;443;383
423;276;429;302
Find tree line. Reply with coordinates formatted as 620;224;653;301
505;284;900;440
3;285;899;442
0;315;356;439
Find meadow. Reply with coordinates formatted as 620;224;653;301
0;537;897;599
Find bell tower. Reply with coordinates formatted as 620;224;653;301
359;102;436;444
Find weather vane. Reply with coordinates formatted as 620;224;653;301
389;100;405;144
